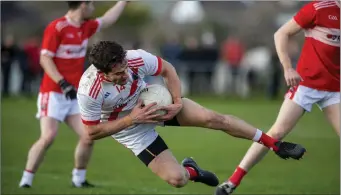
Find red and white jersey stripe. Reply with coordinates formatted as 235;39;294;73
77;49;163;142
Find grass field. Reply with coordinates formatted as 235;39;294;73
1;96;340;194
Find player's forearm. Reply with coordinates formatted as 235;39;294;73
162;65;182;104
86;116;132;140
274;30;294;71
40;55;63;83
100;1;128;29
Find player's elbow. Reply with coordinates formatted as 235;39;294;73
274;30;282;42
274;27;290;42
160;61;176;77
40;55;52;68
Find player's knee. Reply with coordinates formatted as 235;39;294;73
202;110;219;128
40;132;57;147
204;111;229;130
80;136;94;146
166;170;187;188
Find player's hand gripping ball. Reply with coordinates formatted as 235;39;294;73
139;84;172;115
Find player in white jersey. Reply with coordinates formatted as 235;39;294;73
77;41;306;188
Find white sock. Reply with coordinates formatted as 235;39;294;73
19;170;34;187
72;168;86;187
252;129;263;142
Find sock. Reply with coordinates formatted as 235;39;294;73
228;166;247;186
184;167;198;180
72;168;86;186
253;129;279;152
19;170;35;187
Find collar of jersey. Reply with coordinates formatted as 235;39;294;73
64;16;82;28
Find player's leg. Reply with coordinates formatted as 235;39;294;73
65;100;95;187
19;92;67;188
319;92;340;136
174;98;305;159
323;104;340;136
216;86;317;195
19;117;60;187
215;98;305;195
139;135;218;188
124;130;218;187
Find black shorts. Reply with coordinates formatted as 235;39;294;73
137;116;180;166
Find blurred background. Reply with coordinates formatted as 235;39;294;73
2;1;339;195
1;1;304;98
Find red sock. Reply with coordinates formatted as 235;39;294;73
259;133;279;152
185;167;198;180
228;166;247;186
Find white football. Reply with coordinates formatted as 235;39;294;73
139;84;173;115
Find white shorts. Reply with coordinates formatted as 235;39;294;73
116;129;159;156
285;85;340;112
36;92;80;122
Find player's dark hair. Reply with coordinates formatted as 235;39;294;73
89;41;127;73
67;1;90;10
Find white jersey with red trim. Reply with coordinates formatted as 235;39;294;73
77;49;163;142
293;0;340;91
40;16;102;93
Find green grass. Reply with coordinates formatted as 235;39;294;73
1;96;340;194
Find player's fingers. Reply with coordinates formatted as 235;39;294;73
158;113;173;121
143;102;157;110
145;107;161;115
285;78;290;86
291;77;297;85
147;113;162;119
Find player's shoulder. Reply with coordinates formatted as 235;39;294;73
78;65;102;97
126;49;150;60
45;17;69;32
83;18;99;25
126;49;156;63
311;0;338;11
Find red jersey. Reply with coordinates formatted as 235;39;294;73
293;0;340;92
40;16;102;93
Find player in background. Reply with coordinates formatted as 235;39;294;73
19;1;129;188
215;1;340;194
76;41;306;189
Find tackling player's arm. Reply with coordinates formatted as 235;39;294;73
98;1;129;29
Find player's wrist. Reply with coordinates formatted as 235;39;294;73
123;115;134;127
173;97;182;105
58;78;68;87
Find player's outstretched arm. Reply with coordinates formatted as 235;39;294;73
84;100;162;140
274;19;303;87
99;1;129;29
